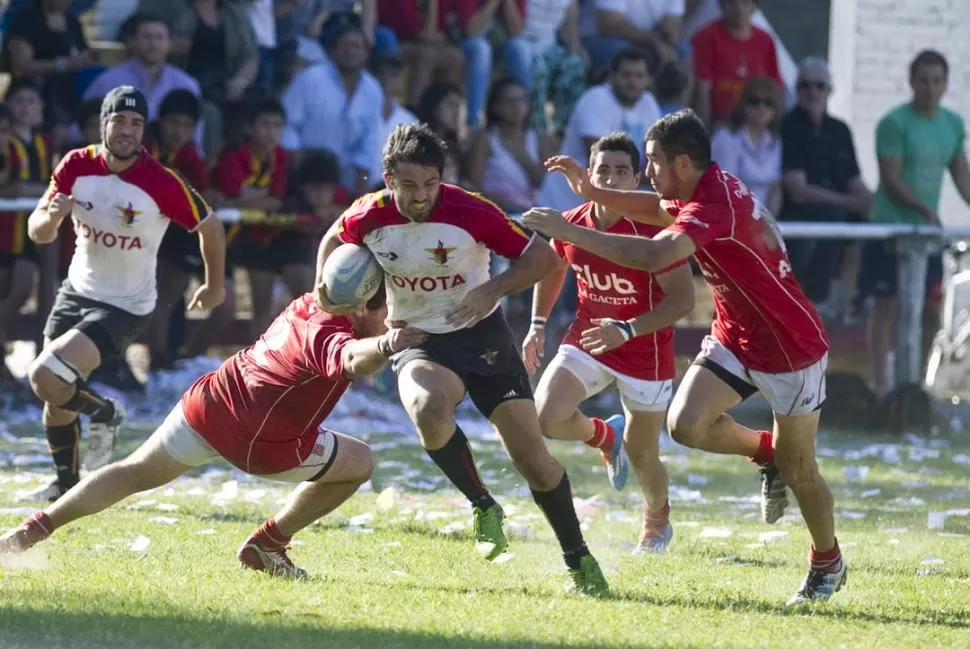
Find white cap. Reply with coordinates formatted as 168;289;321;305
798;56;832;84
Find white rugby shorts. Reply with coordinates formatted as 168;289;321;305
694;335;827;416
156;402;338;482
547;344;674;412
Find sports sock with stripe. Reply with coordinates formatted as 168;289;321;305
426;426;496;510
46;418;81;490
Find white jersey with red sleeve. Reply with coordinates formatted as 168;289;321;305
180;294;355;475
663;164;828;373
553;202;681;381
50;145;210;315
336;185;535;333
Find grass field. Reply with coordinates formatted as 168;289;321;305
1;403;969;649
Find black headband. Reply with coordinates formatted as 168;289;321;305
101;85;149;121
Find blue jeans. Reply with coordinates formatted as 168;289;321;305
461;36;532;126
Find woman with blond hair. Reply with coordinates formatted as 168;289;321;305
710;76;782;214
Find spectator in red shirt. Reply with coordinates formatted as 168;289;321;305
376;0;465;108
147;89;234;370
691;0;780;128
285;150;353;238
212;98;297;339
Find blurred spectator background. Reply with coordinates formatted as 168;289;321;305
0;0;965;407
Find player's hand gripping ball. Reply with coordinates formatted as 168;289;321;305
320;244;383;309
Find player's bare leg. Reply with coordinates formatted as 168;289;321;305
534;364;628;489
147;260;191;370
623;407;672;554
397;361;509;559
26;331;125;501
491;399;609;596
239;433;374;579
667;365;785;524
774;411;845;605
0;430;190;553
247;269;278;339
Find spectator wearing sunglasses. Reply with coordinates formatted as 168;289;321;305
710;76;781;214
778;57;871;319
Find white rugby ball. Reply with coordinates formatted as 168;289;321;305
321;243;382;306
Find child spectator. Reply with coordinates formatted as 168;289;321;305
212;98;296;339
0;104;25;390
0;80;54;387
145;90;230;370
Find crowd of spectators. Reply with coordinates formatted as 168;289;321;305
0;0;966;401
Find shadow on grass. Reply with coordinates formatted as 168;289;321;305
390;580;970;630
0;607;700;649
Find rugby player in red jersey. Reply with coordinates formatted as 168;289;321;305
23;86;226;502
524;109;844;605
0;286;428;578
315;123;609;596
523;133;694;555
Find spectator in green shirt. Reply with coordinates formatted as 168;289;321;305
860;50;970;396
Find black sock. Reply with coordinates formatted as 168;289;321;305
426;426;495;509
531;471;589;569
46;419;81;490
60;382;116;424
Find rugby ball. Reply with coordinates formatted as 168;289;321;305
321;243;383;306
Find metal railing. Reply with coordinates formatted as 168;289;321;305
4;197;968;390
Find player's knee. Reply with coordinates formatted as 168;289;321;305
666;405;708;448
348;444;375;484
624;430;659;462
404;389;452;431
28;350;79;402
535;400;562;439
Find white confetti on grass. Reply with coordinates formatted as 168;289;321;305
699;527;733;539
129;536;151;552
150;516;178;526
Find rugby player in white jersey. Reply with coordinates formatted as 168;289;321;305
315;124;608;596
24;86;226;501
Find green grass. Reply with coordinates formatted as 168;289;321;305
1;417;969;649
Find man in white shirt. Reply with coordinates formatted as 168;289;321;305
536;48;661;211
582;0;685;75
282;20;383;195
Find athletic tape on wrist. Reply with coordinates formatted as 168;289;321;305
605;319;635;341
531;316;547;329
377;336;393;358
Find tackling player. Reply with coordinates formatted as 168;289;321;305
0;288;426;578
24;86;226;502
316;123;609;596
524;109;843;605
523;132;694;554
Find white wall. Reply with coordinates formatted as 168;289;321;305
828;0;970;226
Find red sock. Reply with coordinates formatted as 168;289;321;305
251;518;291;551
809;538;842;572
747;430;774;466
585;418;615;452
27;511;54;537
